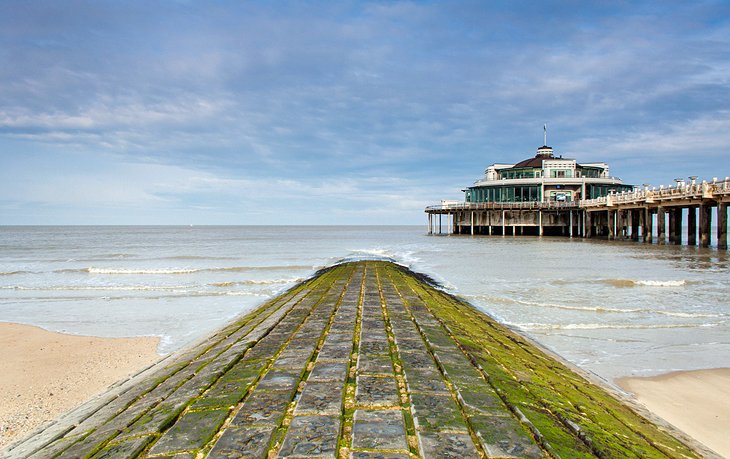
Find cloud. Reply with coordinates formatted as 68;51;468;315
1;1;730;223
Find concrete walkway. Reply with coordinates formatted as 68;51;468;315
2;261;704;459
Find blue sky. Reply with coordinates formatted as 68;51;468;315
2;1;730;225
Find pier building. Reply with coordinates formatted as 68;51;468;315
426;141;730;249
466;144;632;204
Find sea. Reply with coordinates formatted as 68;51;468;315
1;225;728;385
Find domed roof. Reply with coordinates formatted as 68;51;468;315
512;146;554;168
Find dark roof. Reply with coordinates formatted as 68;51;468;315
512;145;554;169
512;156;545;168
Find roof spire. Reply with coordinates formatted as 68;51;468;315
543;123;547;146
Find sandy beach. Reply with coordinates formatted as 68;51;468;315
617;368;730;458
0;322;161;449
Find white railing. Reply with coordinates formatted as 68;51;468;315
425;201;580;212
580;177;730;208
426;177;730;213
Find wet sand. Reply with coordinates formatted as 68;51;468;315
0;322;160;449
617;368;730;458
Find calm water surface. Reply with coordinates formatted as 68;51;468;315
1;226;728;383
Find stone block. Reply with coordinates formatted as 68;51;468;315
273;348;313;369
359;340;390;355
395;338;427;352
295;381;344;415
350;452;410;459
231;390;292;426
457;389;506;415
308;361;348;383
256;369;301;393
352;409;408;451
317;343;352;361
404;369;449;394
357;354;393;375
399;351;437;371
148;408;229;455
278;415;340;458
410;393;467;432
469;414;543;458
417;431;480;459
207;425;275;459
219;361;264;383
90;435;153;459
356;375;399;407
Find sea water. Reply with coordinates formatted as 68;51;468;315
1;225;728;384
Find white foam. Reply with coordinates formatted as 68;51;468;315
514;322;719;331
87;267;200;275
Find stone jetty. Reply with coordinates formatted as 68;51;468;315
3;261;704;458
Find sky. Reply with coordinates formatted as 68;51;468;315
1;1;730;225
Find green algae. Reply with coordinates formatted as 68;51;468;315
387;262;700;459
7;261;703;459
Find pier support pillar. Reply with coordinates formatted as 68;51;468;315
428;214;432;235
718;203;728;250
642;208;651;242
631;210;640;241
674;207;684;245
579;211;584;237
584;211;593;238
539;210;543;236
569;211;573;238
699;204;712;247
688;207;697;246
501;210;506;237
657;206;666;243
616;211;624;238
608;210;616;239
470;211;474;235
668;209;677;244
438;214;442;235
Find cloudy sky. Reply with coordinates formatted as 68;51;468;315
2;1;729;225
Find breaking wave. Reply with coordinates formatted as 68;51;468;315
552;278;690;288
210;278;304;287
514;322;720;331
52;265;316;275
466;295;726;319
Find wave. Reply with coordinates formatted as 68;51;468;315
1;285;192;292
554;278;689;288
348;248;420;265
0;270;28;276
3;290;272;302
86;267;199;275
210;277;304;287
466;295;727;319
514;322;720;331
51;265;316;275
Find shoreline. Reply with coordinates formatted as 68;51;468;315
616;368;730;458
0;322;161;449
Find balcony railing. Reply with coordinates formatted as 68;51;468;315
426;178;730;213
425;201;580;212
580;178;730;208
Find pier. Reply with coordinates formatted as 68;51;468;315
426;178;730;249
4;261;706;459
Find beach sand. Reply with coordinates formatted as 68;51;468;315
617;368;730;458
0;322;160;449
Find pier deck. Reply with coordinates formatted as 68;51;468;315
3;261;706;459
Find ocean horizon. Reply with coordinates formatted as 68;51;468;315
1;225;728;385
